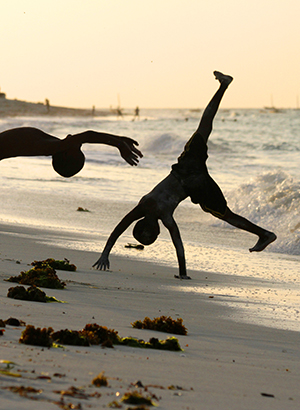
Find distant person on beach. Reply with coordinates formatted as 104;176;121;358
93;71;276;279
0;127;143;177
133;106;140;121
116;107;123;118
45;99;50;113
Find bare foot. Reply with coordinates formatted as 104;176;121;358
249;232;277;252
214;71;233;86
174;274;191;280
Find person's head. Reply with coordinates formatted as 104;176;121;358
52;149;85;178
133;216;160;246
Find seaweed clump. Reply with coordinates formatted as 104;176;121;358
18;323;182;351
120;390;156;406
6;264;66;289
6;258;76;290
51;324;119;347
31;258;77;271
4;386;42;397
131;315;187;335
51;329;90;346
5;317;26;326
7;285;47;302
120;336;182;351
91;372;108;387
82;323;119;346
20;325;53;347
77;207;90;213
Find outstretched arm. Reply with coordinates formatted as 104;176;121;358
93;205;145;270
0;128;142;164
66;131;143;166
161;215;191;279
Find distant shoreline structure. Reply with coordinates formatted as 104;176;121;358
0;95;110;118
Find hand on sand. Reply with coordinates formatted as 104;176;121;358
93;254;110;270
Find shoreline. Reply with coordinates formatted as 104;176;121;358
1;222;300;409
0;97;110;117
0;98;294;118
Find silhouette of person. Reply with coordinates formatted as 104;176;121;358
116;107;123;118
93;71;276;279
0;127;143;177
133;106;140;121
45;99;50;113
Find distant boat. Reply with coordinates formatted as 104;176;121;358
263;106;281;113
263;95;282;113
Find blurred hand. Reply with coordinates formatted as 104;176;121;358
119;137;143;166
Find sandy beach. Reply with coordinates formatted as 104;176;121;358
0;222;299;410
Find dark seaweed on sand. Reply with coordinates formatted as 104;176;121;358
91;372;108;387
120;336;182;351
7;285;47;302
6;265;66;289
51;324;119;347
120;390;156;406
18;323;182;351
4;317;25;326
82;323;120;345
31;258;77;271
20;325;53;347
51;329;90;346
6;257;76;289
131;315;187;335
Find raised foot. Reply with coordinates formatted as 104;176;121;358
214;71;233;86
174;274;191;280
249;232;277;252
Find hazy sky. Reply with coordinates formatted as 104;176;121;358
1;0;299;109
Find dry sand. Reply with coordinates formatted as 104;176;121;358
1;222;300;410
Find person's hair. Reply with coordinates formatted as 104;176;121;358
133;217;160;246
52;150;85;178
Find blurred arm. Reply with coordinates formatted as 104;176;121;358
67;131;143;166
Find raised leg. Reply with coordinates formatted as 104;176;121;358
196;71;233;143
221;208;277;252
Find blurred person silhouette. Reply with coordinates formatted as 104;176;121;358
0;127;143;177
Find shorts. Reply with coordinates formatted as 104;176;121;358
172;170;227;218
171;132;227;218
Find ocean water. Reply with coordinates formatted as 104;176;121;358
0;108;300;331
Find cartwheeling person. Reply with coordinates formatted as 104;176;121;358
0;127;143;176
93;71;276;279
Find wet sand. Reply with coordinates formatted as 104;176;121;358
0;222;300;409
